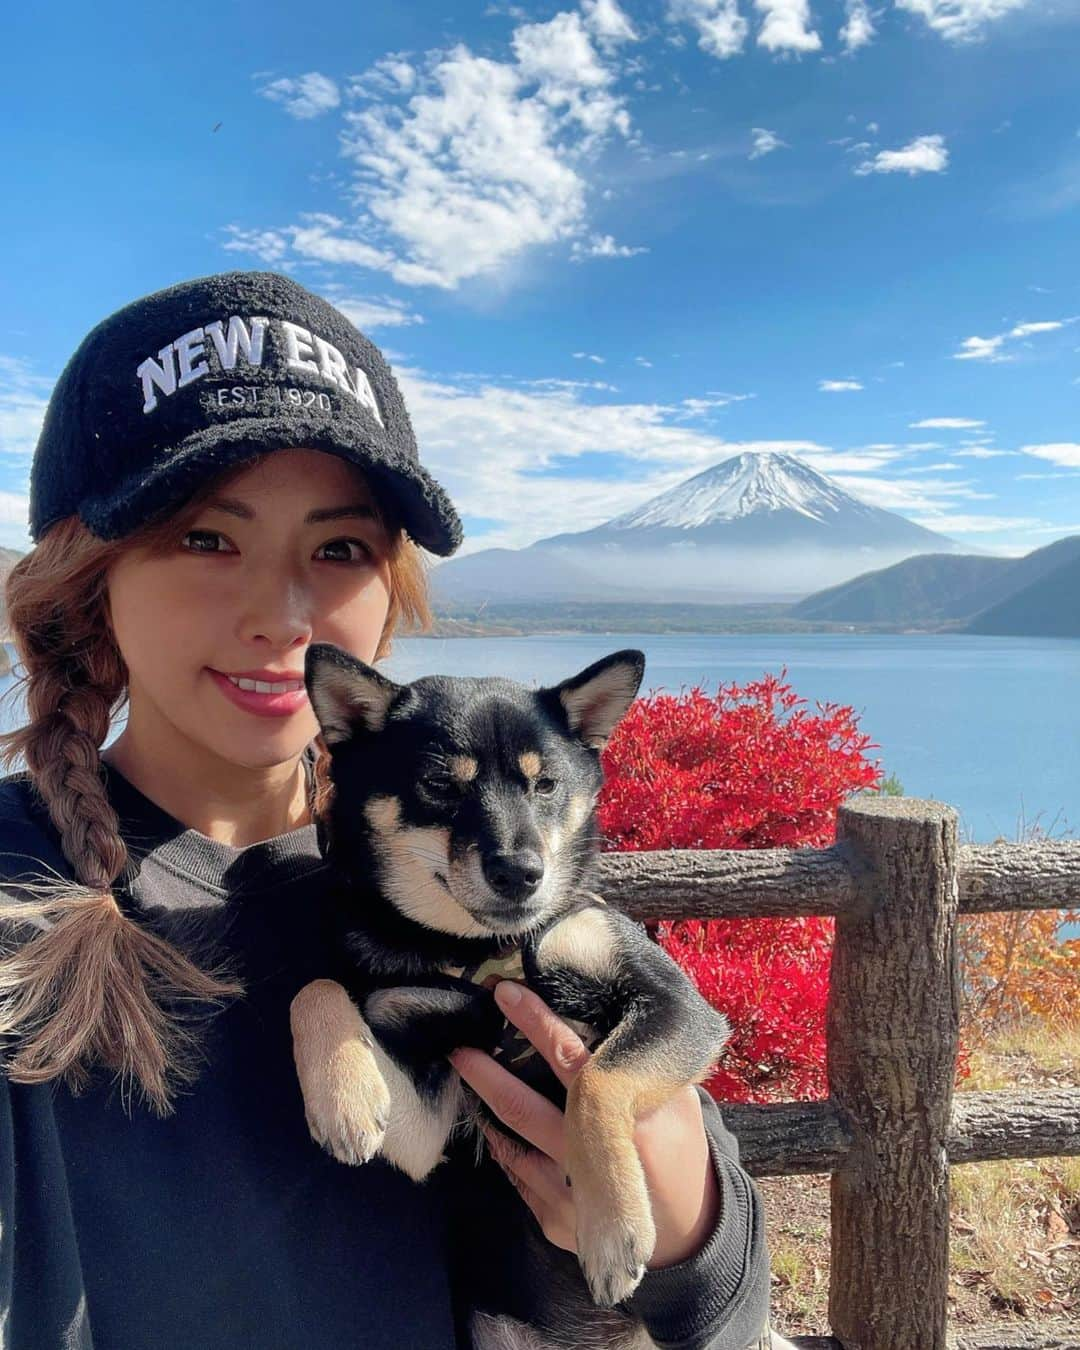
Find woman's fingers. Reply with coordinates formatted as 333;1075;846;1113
485;1128;576;1254
449;1046;566;1161
492;981;591;1089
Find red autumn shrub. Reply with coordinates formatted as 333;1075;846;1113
598;670;882;1104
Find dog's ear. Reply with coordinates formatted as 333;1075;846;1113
543;649;645;752
305;643;403;746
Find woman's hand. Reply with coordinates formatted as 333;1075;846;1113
448;980;720;1270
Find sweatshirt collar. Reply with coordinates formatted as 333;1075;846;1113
101;747;326;894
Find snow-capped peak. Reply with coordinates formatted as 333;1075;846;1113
607;451;871;530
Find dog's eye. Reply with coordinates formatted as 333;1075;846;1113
420;775;458;798
534;777;559;796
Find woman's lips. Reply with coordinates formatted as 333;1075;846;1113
207;668;310;719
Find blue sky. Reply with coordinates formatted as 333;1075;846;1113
3;0;1080;559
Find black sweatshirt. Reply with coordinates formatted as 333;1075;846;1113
0;762;772;1349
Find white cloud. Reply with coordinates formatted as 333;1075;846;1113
830;473;994;515
582;0;639;48
1022;443;1080;468
321;292;425;330
224;214;395;271
954;447;1014;458
953;316;1073;361
841;0;876;49
257;72;341;120
239;10;637;290
894;0;1029;43
573;351;607;364
909;512;1045;533
0;490;31;549
855;134;948;176
678;393;755;416
1011;319;1066;337
750;127;788;159
666;0;749;58
570;233;648;260
910;417;986;429
348;55;417;99
525;377;619;392
635;356;653;367
220;227;291;265
755;0;822;51
954;334;1008;362
819;378;863;392
0;355;51;463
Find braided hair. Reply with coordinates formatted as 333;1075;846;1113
0;465;431;1114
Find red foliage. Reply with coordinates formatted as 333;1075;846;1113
598;670;884;1104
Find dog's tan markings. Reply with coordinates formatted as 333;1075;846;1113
536;906;618;981
449;755;478;783
364;794;402;833
539;792;593;862
365;794;488;938
565;1059;689;1308
566;792;592;834
518;750;542;779
290;979;391;1166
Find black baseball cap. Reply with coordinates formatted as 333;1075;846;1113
29;270;463;556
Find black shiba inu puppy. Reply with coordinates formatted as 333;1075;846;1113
290;643;733;1347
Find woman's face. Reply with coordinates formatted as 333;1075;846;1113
106;448;394;772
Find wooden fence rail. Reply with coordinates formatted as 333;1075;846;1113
595;797;1080;1350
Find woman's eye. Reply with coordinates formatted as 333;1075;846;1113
316;538;374;564
534;777;558;796
182;529;233;554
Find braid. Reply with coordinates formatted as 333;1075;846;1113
0;524;242;1115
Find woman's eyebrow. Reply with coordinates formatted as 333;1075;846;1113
204;497;377;524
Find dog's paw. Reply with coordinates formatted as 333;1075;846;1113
302;1041;392;1166
575;1209;656;1308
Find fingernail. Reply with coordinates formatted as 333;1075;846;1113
495;980;524;1009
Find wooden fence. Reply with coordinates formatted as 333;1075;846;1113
596;796;1080;1350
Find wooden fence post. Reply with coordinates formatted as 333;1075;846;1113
827;796;960;1350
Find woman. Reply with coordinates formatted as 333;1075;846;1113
0;271;777;1348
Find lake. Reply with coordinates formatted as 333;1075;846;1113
3;633;1077;932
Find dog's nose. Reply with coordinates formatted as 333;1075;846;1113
483;850;544;902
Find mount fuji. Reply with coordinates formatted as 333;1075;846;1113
432;451;966;606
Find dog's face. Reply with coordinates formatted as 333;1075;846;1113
305;646;645;940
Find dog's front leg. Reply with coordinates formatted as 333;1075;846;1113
526;904;731;1309
364;981;504;1182
290;978;392;1166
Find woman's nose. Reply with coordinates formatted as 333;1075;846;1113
236;573;314;649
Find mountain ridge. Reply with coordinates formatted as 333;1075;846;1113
789;535;1080;635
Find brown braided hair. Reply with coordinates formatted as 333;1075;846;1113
0;460;432;1114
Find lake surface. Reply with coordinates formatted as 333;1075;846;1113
3;633;1076;932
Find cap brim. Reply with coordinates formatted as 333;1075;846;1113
78;414;464;557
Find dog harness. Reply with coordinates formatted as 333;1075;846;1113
440;945;537;1065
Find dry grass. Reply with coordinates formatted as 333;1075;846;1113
754;1014;1080;1341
